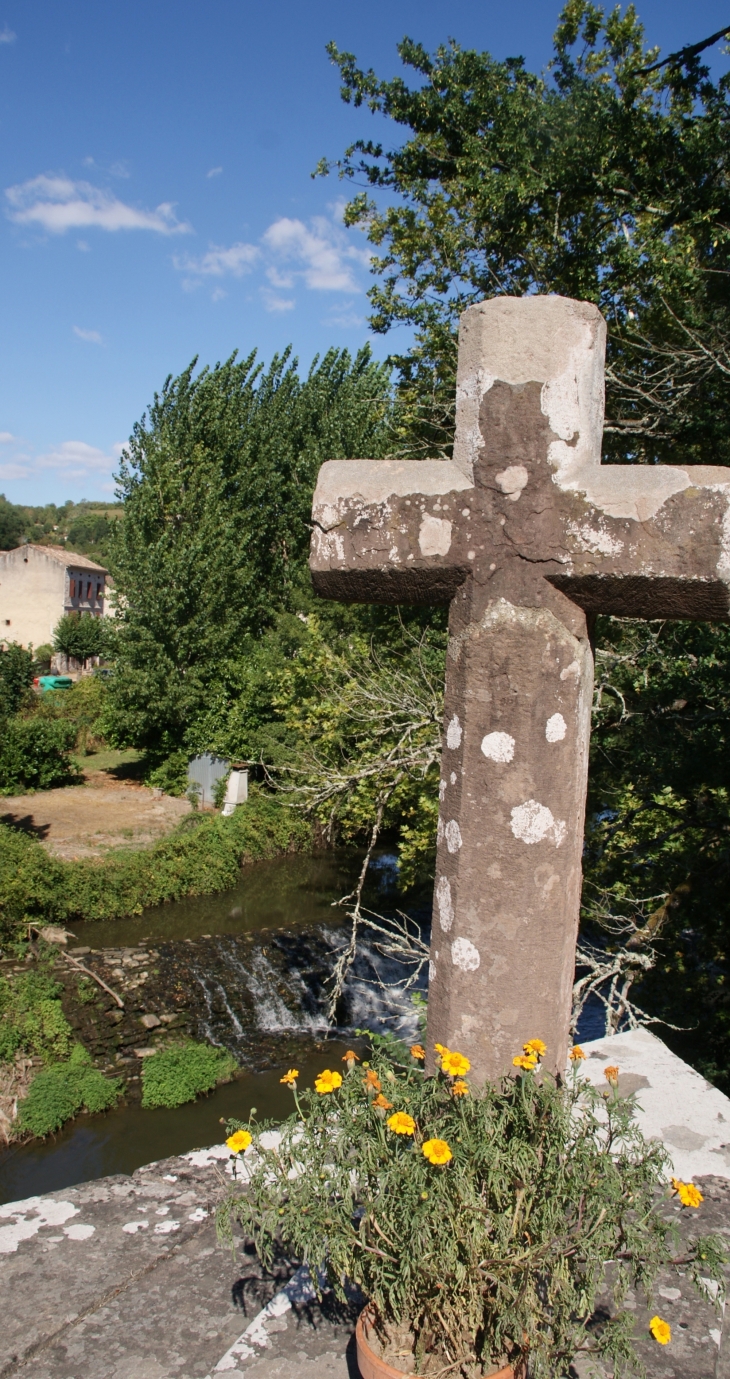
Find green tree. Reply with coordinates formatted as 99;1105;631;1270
53;613;106;663
0;643;34;717
321;3;730;463
0;496;25;551
104;347;392;760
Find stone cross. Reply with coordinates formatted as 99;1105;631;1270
309;295;730;1082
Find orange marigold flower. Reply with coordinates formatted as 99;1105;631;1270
523;1038;547;1057
649;1316;671;1346
226;1130;252;1154
279;1069;299;1086
372;1093;393;1110
671;1177;704;1208
452;1079;469;1096
342;1050;360;1070
569;1046;585;1061
314;1069;343;1094
410;1044;426;1060
604;1065;619;1087
422;1138;452;1165
441;1050;471;1078
513;1054;538;1071
363;1069;382;1093
387;1111;416;1135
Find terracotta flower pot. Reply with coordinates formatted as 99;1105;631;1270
355;1307;515;1379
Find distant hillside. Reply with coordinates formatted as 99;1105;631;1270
0;497;123;562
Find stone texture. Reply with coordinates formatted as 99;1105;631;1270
309;293;730;1083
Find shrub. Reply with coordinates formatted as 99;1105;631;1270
0;642;34;717
0;718;78;794
16;1045;122;1137
0;967;72;1062
34;674;108;754
141;1041;238;1109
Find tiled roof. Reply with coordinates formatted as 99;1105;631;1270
10;543;108;573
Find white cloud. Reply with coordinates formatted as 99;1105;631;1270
261;288;295;313
73;326;103;344
5;175;191;235
0;26;15;44
174;241;259;280
262;213;369;291
76;239;90;252
207;166;223;178
35;440;124;479
322;309;365;330
0;432;16;444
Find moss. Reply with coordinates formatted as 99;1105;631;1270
141;1041;238;1109
0;968;73;1062
16;1045;123;1137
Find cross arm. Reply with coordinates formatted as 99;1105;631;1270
541;465;730;621
310;459;474;604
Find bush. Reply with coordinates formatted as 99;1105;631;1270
16;1045;122;1137
53;612;107;662
141;1041;237;1108
0;791;310;943
34;674;108;754
0;642;34;717
0;968;72;1062
0;717;77;794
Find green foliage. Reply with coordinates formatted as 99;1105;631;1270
221;1045;725;1377
0;494;25;550
0;718;78;795
0;642;35;717
53;612;107;662
104;347;392;759
141;1041;237;1108
145;750;190;797
34;674;108;754
584;618;730;1084
323;5;730;463
16;1044;122;1137
0;791;310;942
0;966;72;1062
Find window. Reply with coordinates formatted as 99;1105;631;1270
87;581;92;600
96;582;103;599
69;579;76;598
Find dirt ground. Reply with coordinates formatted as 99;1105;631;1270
0;761;192;860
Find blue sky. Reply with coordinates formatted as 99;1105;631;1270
1;0;728;504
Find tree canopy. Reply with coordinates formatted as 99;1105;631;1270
321;1;730;464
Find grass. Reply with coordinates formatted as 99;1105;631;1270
0;789;311;942
141;1042;238;1109
72;747;144;774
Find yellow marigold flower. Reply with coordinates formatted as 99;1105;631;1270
226;1130;252;1154
410;1044;426;1060
671;1177;704;1208
452;1079;469;1096
279;1069;299;1086
433;1042;450;1056
513;1054;538;1070
387;1111;416;1135
422;1138;452;1165
569;1046;585;1061
604;1065;619;1087
363;1069;382;1093
314;1069;343;1095
523;1038;547;1057
372;1093;393;1110
649;1315;671;1345
441;1050;471;1077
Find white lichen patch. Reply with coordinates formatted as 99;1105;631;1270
436;875;454;932
123;1220;149;1234
566;522;624;558
560;660;581;682
451;937;480;972
437;817;444;844
445;820;463;853
439;778;447;801
481;731;515;763
429;960;436;984
446;715;462;749
495;464;529;501
154;1219;180;1234
64;1223;95;1241
545;713;567;742
0;1197;79;1255
419;514;452;557
510;800;567;848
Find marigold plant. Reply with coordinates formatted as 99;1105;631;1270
219;1038;725;1377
